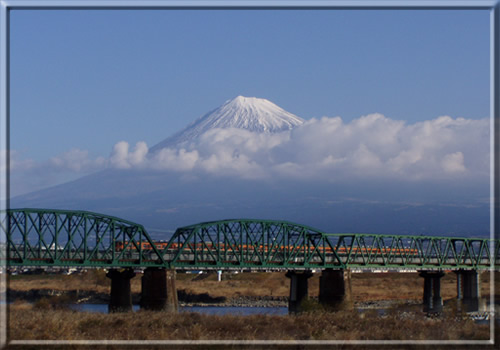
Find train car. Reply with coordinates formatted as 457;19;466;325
115;240;419;256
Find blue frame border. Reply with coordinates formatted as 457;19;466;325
0;0;498;347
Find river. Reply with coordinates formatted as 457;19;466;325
72;303;288;315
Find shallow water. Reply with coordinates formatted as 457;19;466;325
71;303;288;315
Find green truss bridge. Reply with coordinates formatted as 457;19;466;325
2;208;499;271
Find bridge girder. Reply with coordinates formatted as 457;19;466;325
1;208;166;268
164;219;344;269
1;209;499;270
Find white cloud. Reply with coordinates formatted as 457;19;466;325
128;141;148;167
50;149;106;172
109;141;131;169
7;148;107;198
350;144;383;171
109;141;149;169
260;114;488;181
7;113;490;197
151;148;199;171
441;152;466;173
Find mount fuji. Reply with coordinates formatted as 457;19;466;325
11;96;489;239
150;96;304;152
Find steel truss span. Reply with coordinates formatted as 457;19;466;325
1;209;499;270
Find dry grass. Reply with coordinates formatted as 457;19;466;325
7;271;497;346
8;270;496;302
7;302;490;341
8;269;110;293
176;271;290;299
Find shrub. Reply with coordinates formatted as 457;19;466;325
298;297;324;313
33;297;51;310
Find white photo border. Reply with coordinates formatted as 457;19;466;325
0;0;498;347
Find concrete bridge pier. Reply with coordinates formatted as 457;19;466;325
455;270;483;312
286;270;313;313
419;271;445;313
141;267;178;312
106;268;136;313
318;268;353;310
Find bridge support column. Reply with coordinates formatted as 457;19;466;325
419;271;445;313
318;268;352;310
455;270;483;312
106;268;136;313
286;270;313;313
141;267;178;312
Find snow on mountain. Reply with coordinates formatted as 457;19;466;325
150;96;304;152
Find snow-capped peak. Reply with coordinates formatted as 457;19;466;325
208;95;304;131
150;96;304;151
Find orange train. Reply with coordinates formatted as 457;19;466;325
115;241;420;256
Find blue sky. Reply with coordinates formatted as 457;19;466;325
10;9;489;162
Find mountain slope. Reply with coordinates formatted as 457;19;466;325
11;169;489;238
150;96;304;152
